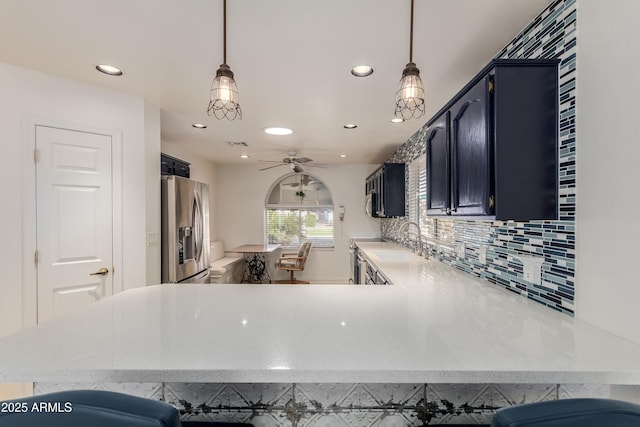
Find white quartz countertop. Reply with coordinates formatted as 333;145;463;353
2;242;640;384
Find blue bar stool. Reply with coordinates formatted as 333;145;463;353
0;390;181;427
491;398;640;426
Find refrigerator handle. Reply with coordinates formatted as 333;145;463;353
193;190;203;262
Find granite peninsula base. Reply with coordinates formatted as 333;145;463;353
34;382;612;426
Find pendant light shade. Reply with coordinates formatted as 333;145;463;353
207;0;242;120
394;0;425;120
394;62;425;120
208;64;242;120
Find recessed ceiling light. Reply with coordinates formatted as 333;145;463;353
95;64;123;76
240;154;249;159
343;124;357;129
192;123;207;129
351;65;374;77
338;154;348;158
264;127;293;136
391;117;404;123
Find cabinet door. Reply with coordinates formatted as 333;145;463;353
450;76;491;216
381;164;406;217
426;111;450;215
375;169;384;217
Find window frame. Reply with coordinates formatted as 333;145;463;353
407;154;431;238
407;153;453;245
264;173;335;249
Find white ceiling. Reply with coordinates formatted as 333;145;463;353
0;0;550;165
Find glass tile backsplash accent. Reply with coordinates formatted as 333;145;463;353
383;0;577;316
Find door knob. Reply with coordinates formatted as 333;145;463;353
89;267;109;276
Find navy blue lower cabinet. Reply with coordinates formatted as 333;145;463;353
425;59;559;221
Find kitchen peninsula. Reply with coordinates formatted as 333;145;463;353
2;243;640;386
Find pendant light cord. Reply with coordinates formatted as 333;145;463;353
409;0;414;63
223;0;227;64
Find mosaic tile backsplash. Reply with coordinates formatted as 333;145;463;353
383;0;577;315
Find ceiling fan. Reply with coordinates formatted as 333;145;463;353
258;151;327;173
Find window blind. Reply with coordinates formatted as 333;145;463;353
265;207;334;248
408;154;434;237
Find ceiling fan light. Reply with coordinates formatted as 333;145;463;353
207;64;242;120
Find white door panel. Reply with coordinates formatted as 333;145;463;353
36;125;113;323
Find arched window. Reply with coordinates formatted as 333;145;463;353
264;173;334;248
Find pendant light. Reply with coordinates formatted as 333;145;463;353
207;0;242;120
394;0;425;120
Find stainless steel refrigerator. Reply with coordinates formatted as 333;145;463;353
161;175;210;283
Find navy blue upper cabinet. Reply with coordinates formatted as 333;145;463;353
366;163;405;218
426;59;559;221
161;153;190;178
426;112;450;215
451;76;491;216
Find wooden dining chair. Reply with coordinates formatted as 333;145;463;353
275;240;312;284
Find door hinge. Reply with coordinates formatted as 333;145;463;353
34;250;39;266
33;148;39;164
488;79;494;94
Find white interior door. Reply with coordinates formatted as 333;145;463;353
36;125;114;323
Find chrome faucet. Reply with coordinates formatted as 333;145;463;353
398;221;425;257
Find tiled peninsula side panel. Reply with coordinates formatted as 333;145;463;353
35;382;610;426
383;0;577;315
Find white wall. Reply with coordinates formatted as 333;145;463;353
145;100;162;286
576;0;640;343
0;62;160;337
215;164;380;282
160;140;218;240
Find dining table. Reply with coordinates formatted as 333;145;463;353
227;243;281;283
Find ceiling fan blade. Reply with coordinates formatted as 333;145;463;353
294;157;313;164
257;160;283;163
259;163;286;171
